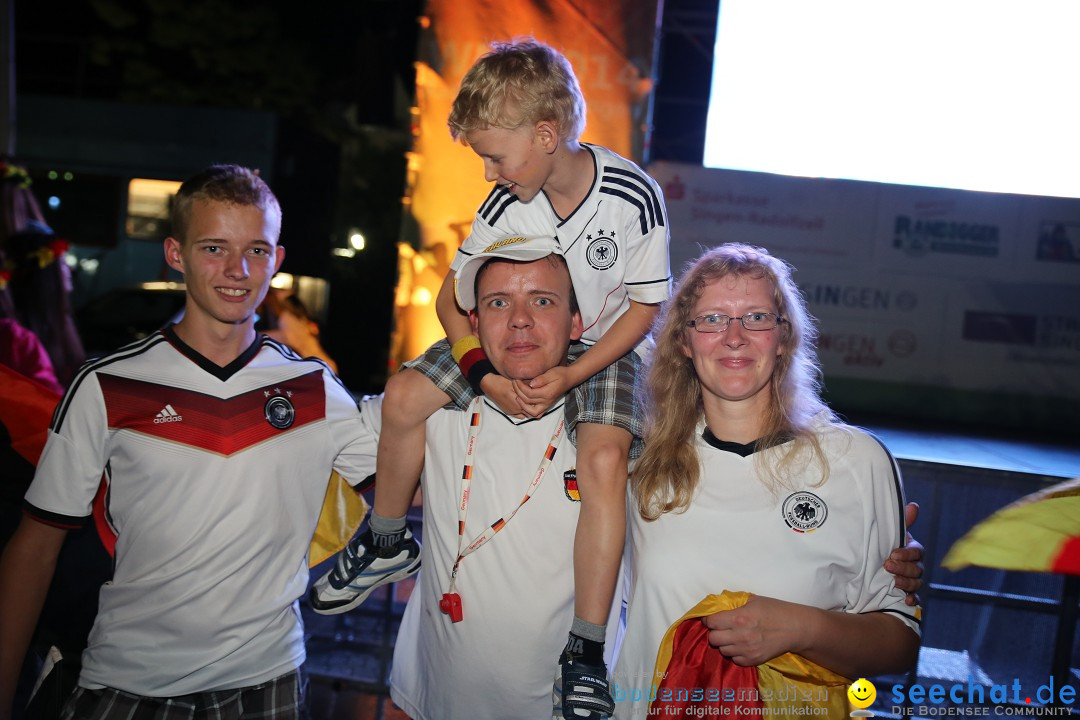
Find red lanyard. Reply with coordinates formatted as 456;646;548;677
440;397;565;622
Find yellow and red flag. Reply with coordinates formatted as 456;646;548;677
650;591;851;718
943;477;1080;576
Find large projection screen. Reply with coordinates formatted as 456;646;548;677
703;0;1080;200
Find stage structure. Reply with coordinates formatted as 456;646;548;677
392;0;662;366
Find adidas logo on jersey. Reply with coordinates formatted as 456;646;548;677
153;404;183;423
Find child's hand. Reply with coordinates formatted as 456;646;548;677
513;366;576;417
480;373;528;417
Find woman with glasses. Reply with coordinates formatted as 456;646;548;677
612;243;921;718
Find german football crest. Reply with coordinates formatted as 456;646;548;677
264;395;295;430
781;492;827;533
585;230;617;270
563;468;580;502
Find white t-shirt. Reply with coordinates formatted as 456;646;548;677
25;327;373;696
453;143;671;348
354;393;620;720
611;423;922;720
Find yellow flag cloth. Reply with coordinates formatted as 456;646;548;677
309;471;368;568
943;477;1080;575
651;591;851;718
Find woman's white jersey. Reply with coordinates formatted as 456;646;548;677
612;423;922;720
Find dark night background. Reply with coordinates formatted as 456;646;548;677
9;0;717;394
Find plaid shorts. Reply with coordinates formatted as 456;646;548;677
404;339;644;458
60;669;308;720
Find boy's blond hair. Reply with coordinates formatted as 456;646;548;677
448;38;586;143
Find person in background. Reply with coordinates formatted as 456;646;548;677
613;244;921;719
259;291;338;373
0;250;77;720
5;221;86;388
0;252;62;395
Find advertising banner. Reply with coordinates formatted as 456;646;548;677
649;162;1080;430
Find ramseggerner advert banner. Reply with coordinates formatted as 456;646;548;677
650;161;1080;432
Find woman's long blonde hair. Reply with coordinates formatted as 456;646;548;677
631;243;836;520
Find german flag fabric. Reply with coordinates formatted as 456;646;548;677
650;591;851;718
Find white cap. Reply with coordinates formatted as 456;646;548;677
454;235;562;311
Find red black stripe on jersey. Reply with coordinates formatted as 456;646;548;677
97;370;326;456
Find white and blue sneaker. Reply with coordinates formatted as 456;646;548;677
309;527;420;615
552;637;614;719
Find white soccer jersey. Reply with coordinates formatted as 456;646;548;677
453;143;671;346
24;327;374;696
611;423;922;720
349;394;620;720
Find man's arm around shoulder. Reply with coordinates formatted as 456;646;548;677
0;516;68;719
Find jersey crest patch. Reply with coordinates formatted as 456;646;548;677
264;395;295;430
585;230;618;271
782;492;828;533
563;468;580;502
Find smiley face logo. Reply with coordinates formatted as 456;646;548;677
848;678;877;710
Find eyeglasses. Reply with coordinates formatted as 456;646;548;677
686;312;785;333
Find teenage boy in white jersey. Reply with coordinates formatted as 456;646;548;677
312;39;671;720
0;165;379;720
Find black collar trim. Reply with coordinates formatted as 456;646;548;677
701;426;794;457
162;325;261;381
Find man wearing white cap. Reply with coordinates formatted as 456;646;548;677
313;235;619;718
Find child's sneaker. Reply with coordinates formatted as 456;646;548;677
308;526;420;615
552;634;614;719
